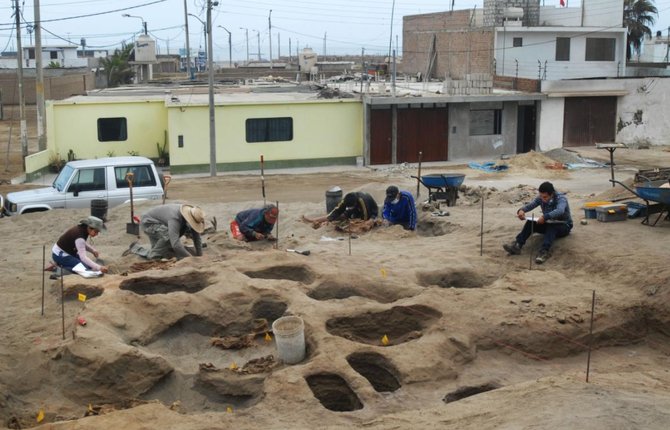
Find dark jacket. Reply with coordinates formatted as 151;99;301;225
327;192;378;221
235;207;275;240
56;225;89;257
382;190;417;230
520;191;573;227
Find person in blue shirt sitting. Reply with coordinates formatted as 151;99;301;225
231;204;278;241
503;181;573;264
382;185;417;231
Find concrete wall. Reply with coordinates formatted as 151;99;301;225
448;101;518;160
47;99;168;161
536;97;564;151
583;0;623;27
615;78;670;147
166;100;362;172
539;6;581;26
494;27;627;79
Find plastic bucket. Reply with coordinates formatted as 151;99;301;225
325;186;343;214
272;316;305;364
91;199;108;221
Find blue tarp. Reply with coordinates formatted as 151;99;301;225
468;162;509;172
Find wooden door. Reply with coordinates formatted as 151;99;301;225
563;97;616;147
397;106;448;163
370;108;392;164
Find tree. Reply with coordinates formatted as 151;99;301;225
623;0;658;61
99;43;135;87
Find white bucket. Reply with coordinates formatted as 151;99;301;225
272;316;306;364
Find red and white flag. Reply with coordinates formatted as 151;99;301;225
560;0;566;6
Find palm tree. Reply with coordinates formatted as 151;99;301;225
623;0;658;61
99;43;135;87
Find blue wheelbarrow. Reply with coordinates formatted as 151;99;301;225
611;175;670;226
411;173;466;207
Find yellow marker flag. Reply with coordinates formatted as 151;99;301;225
36;410;44;423
381;334;389;346
380;267;387;278
264;332;272;342
229;362;238;370
226;406;233;413
78;293;87;302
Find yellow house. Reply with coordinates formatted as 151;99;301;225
27;89;363;180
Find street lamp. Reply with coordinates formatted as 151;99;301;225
188;13;207;70
253;29;261;61
122;13;147;35
218;25;232;68
239;27;249;64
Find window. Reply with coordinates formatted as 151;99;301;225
246;117;293;143
97;117;128;142
512;37;523;48
50;51;58;60
555;37;571;61
585;38;615;61
28;49;35;60
114;165;157;188
470;109;502;136
67;168;106;193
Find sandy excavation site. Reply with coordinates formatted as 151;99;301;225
1;145;670;429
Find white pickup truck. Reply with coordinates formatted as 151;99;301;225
1;156;165;216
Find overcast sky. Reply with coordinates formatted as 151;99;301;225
1;0;669;61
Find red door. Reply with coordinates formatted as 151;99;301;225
370;108;392;164
397;106;448;163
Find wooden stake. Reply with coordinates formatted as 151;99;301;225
274;200;279;250
41;245;45;316
60;266;65;340
586;290;596;383
416;151;423;199
480;192;484;257
528;215;534;270
348;230;352;256
260;155;266;206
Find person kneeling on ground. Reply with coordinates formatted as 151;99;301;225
503;181;573;264
52;216;108;273
382;185;417;230
231;204;278;241
305;191;378;227
126;203;205;260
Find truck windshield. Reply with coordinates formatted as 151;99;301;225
53;165;74;192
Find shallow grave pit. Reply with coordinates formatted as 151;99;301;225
119;271;215;295
243;265;315;284
346;352;401;392
443;382;501;403
416;268;492;289
326;305;442;346
305;373;363;412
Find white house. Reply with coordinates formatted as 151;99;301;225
0;45;88;69
494;1;627;80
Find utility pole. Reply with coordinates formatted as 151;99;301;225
268;9;273;69
34;0;46;151
289;37;292;64
255;30;261;61
218;26;232;68
278;33;280;62
183;0;192;79
207;0;217;176
240;27;249;64
323;32;327;58
14;0;28;167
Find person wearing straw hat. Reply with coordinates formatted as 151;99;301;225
231;204;278;241
52;216;108;273
125;203;206;260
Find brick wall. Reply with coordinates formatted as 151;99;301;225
403;10;494;80
0;72;94;105
493;75;540;92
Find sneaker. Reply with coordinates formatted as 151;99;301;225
535;249;551;264
503;241;522;255
122;241;138;257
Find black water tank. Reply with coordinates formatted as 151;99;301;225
91;199;108;221
325;186;343;213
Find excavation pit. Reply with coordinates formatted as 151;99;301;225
244;265;315;284
63;284;104;301
308;281;402;303
443;382;501;403
326;305;442;345
416;269;491;289
416;220;458;237
346;352;400;392
119;271;214;295
251;298;288;324
305;373;363;412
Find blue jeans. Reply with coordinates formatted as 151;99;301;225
516;220;571;252
52;251;88;272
